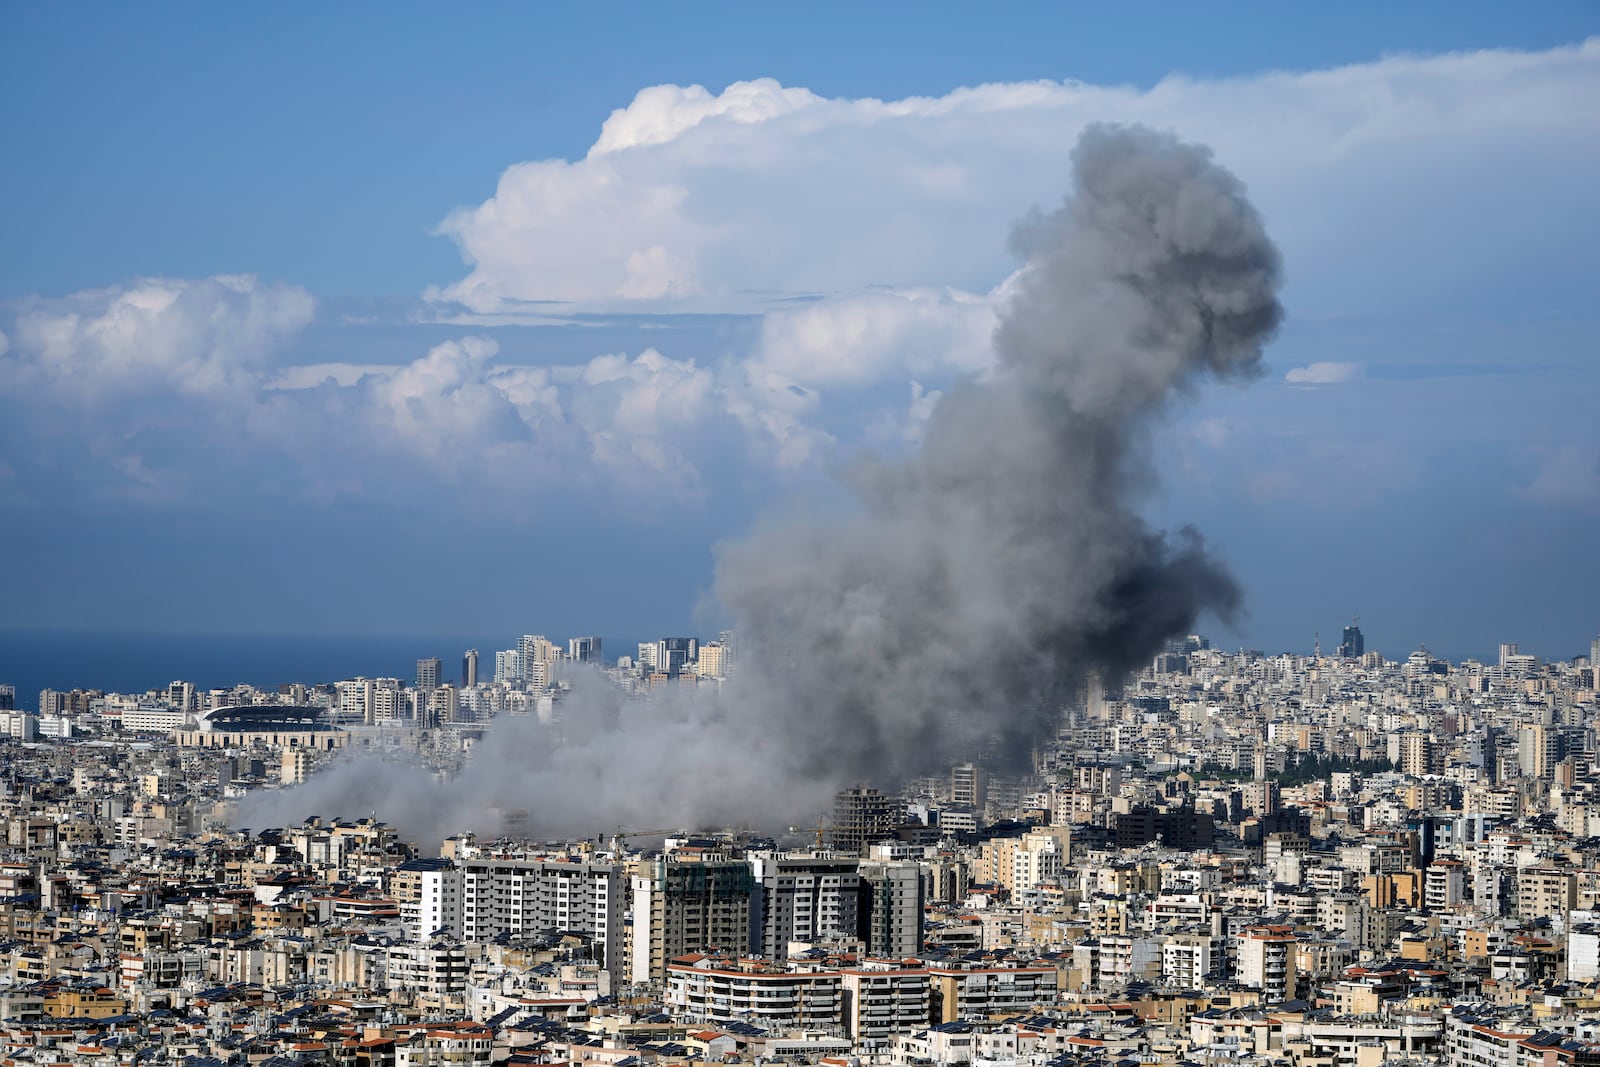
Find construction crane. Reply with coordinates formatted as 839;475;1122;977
606;827;681;856
785;813;832;849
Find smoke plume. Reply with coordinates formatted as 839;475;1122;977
237;124;1282;843
719;123;1281;784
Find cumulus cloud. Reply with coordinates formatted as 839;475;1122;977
590;80;820;156
1285;361;1364;385
6;276;315;403
754;286;996;389
267;340;815;500
8;44;1598;533
429;44;1599;316
0;278;842;509
0;277;318;506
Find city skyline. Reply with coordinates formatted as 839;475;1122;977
2;10;1600;1059
2;7;1598;663
5;616;1599;714
0;610;1597;1063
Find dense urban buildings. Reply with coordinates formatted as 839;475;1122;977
0;625;1596;1066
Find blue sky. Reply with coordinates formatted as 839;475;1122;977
2;2;1597;663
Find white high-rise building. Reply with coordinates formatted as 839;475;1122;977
0;710;38;742
1011;831;1066;894
525;657;548;689
396;859;463;941
494;649;522;685
458;857;626;980
371;678;405;722
1163;933;1214;989
1569;922;1600;981
430;684;459;725
519;635;560;678
337;678;375;725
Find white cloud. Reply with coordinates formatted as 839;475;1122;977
9;46;1598;523
368;337;524;460
1285;361;1364;385
286;339;822;498
859;379;947;452
754;286;996;390
426;154;706;309
429;43;1600;316
0;276;836;506
7;275;315;402
590;79;820;156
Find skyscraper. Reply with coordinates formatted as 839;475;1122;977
1337;622;1364;659
461;649;479;688
696;641;729;678
857;860;925;956
1518;723;1555;780
654;637;698;677
416;657;442;690
568;636;602;663
456;856;627;979
631;856;755;982
494;649;521;685
519;634;559;680
750;853;861;961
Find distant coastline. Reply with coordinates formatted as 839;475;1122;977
0;625;1544;720
0;628;639;713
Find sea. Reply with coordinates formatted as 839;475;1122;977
0;629;638;712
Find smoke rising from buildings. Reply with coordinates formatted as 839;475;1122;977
237;123;1283;843
718;123;1282;783
237;669;818;846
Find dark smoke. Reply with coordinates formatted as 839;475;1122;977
236;123;1282;841
717;123;1281;783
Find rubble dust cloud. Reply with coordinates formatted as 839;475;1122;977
237;123;1283;843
